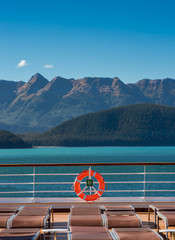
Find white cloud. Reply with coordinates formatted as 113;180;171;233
44;64;54;68
16;60;28;68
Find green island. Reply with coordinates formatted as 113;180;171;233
20;103;175;147
1;103;175;148
0;130;31;149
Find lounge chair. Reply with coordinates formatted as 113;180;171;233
157;210;175;238
68;206;105;227
0;228;41;240
112;228;163;240
8;205;52;229
104;211;142;228
148;204;175;226
68;226;114;240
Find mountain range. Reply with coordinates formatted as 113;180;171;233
1;73;175;132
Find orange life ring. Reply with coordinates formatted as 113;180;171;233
74;170;105;202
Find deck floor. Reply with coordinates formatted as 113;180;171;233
43;211;168;240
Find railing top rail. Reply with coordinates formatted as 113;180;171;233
0;162;175;167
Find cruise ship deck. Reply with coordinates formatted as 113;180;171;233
0;162;175;239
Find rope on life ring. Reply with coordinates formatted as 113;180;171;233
73;169;105;202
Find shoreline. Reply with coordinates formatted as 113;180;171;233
32;145;175;148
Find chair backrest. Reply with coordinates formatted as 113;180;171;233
71;207;101;215
17;206;52;216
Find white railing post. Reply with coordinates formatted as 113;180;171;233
33;167;35;201
143;165;146;200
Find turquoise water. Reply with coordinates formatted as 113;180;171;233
0;146;175;164
0;147;175;198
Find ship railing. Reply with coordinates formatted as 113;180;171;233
0;162;175;203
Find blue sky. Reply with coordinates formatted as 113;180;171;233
0;0;175;83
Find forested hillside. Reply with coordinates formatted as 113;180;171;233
0;130;31;148
28;104;175;146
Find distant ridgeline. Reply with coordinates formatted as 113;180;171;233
25;103;175;147
1;73;175;133
0;130;31;149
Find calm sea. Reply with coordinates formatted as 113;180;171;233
0;147;175;198
0;146;175;164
